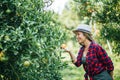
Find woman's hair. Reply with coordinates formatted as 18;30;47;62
83;32;93;41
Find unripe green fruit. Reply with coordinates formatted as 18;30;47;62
23;61;30;67
6;9;11;14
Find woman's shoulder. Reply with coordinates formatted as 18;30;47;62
91;41;102;49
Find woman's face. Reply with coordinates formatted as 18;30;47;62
75;31;87;45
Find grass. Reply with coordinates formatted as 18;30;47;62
61;62;85;80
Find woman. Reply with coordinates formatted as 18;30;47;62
62;24;114;80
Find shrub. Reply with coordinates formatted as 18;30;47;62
0;0;66;80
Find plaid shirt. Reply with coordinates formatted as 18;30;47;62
74;41;114;80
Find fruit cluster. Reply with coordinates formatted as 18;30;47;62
0;0;22;27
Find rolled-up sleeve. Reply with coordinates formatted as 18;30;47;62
74;49;82;67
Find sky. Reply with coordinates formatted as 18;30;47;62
46;0;69;14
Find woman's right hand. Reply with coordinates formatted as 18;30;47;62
60;44;70;53
61;44;77;63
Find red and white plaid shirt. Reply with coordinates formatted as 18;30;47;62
74;41;114;80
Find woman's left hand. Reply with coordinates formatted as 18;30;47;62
110;71;114;80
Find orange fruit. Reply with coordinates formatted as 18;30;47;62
0;51;4;58
61;44;67;49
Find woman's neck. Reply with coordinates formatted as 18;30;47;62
84;39;91;49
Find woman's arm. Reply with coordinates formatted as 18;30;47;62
63;48;77;63
62;47;82;67
68;51;77;63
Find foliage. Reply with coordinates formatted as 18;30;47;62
0;0;66;80
0;0;22;27
73;0;120;54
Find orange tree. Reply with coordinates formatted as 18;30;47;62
73;0;120;55
0;0;66;80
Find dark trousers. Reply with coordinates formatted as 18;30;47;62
93;70;112;80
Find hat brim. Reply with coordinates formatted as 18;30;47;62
73;29;91;34
72;30;79;33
